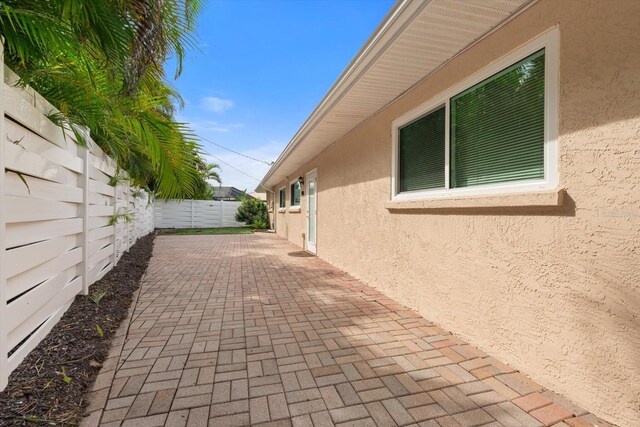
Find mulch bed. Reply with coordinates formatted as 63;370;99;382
0;234;155;426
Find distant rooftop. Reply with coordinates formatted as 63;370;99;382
212;186;251;201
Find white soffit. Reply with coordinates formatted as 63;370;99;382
260;0;534;189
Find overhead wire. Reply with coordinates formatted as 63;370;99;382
203;150;263;182
199;136;274;166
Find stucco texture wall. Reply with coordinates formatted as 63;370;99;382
273;183;307;249
270;1;640;424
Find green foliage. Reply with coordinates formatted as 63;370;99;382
108;173;129;187
0;0;206;198
235;198;268;228
203;163;222;184
191;161;222;200
60;367;72;384
14;171;30;194
109;208;133;225
130;188;145;199
89;291;107;305
21;416;54;424
96;324;104;338
251;218;269;230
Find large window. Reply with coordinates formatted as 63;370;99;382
279;187;286;209
450;50;545;188
392;32;557;200
290;180;301;207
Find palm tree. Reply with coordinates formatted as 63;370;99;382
204;163;222;185
0;0;205;198
189;160;222;200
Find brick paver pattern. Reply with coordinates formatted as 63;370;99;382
84;234;613;427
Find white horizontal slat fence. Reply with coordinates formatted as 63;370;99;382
154;199;245;229
0;50;154;390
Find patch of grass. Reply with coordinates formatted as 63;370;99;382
158;227;253;235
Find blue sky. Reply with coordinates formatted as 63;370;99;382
169;0;394;191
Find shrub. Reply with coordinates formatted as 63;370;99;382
236;198;268;228
251;218;269;230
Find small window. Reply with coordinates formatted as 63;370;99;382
290;181;301;207
279;187;286;208
399;106;445;192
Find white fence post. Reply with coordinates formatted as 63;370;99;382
112;175;118;265
80;140;90;295
190;199;195;228
0;40;8;390
129;189;138;244
125;181;130;251
132;193;137;240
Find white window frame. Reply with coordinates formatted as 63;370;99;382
391;28;559;201
289;179;301;210
278;186;286;211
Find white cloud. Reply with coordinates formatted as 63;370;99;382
189;120;244;133
175;112;244;134
201;96;234;113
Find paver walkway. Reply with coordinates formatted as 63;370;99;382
83;234;612;427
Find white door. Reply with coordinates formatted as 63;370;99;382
306;170;317;254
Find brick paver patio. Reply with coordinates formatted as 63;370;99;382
82;234;612;427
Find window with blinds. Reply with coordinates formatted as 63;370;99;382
279;188;286;208
395;47;550;197
451;50;545;188
399;106;445;192
290;181;301;207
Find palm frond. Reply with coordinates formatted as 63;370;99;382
0;0;209;199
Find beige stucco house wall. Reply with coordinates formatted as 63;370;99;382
265;1;640;425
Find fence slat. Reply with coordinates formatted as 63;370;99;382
6;270;79;336
3;83;74;150
7;294;77;373
5;172;83;203
5;235;77;279
4;139;78;185
89;225;114;243
6;196;79;223
5;119;82;173
88;236;112;256
8;287;78;351
6;218;82;250
90;179;115;197
7;247;82;300
88;257;111;285
89;152;116;177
